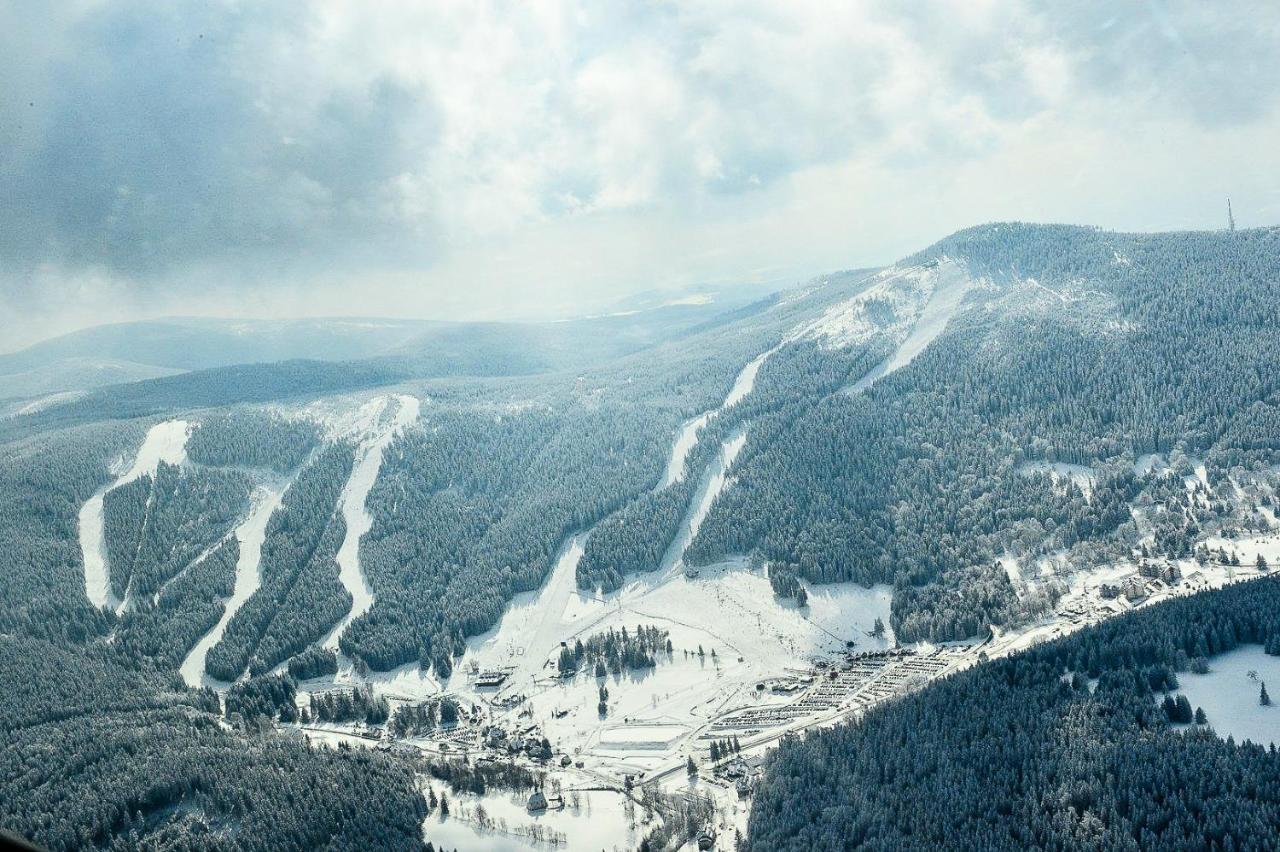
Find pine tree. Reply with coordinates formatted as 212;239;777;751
687;755;697;775
1261;682;1272;707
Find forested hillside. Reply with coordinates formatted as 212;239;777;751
3;222;1278;850
206;443;355;680
343;405;679;672
0;636;426;852
687;225;1280;641
747;574;1280;850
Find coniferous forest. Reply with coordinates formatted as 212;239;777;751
3;223;1280;849
748;575;1280;850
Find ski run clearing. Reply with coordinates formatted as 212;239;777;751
322;394;421;651
79;419;191;611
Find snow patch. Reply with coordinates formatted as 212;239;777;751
845;259;976;393
1017;461;1097;499
1169;645;1280;748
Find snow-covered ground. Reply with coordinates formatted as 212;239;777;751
79;420;191;611
180;482;287;688
1016;461;1097;499
658;344;778;490
322;394;420;651
1170;644;1280;748
421;786;646;852
445;551;892;780
846;260;976;393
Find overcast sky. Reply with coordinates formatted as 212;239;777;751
3;1;1279;350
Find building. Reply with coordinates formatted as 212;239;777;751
527;791;548;811
475;670;507;688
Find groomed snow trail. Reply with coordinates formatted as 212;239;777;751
658;345;777;489
79;420;190;610
847;259;973;393
660;429;748;577
322;394;420;651
180;482;287;688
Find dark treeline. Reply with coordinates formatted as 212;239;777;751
187;410;321;472
206;443;354;680
0;422;142;643
0;636;427;852
748;575;1280;850
767;563;807;605
113;538;239;669
306;685;390;725
388;697;464;737
288;645;339;679
102;461;250;601
342;405;673;674
424;757;542;796
7;359;407;436
224;672;298;723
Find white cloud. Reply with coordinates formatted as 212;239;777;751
2;0;1278;349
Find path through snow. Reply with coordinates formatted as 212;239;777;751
657;345;778;488
847;259;973;393
79;420;190;611
180;482;287;687
322;394;421;651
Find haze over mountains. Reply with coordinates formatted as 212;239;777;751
5;221;1280;850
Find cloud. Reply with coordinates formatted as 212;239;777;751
2;0;1278;349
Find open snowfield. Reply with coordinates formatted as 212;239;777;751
79;419;191;610
447;549;892;778
1172;645;1280;747
421;786;646;852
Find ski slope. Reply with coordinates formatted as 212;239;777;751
79;420;191;611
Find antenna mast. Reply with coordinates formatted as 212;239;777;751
1227;198;1236;232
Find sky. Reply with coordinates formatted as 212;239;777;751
3;0;1279;350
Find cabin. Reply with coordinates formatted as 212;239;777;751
527;790;548;811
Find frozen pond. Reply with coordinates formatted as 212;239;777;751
421;787;647;852
1172;644;1280;748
